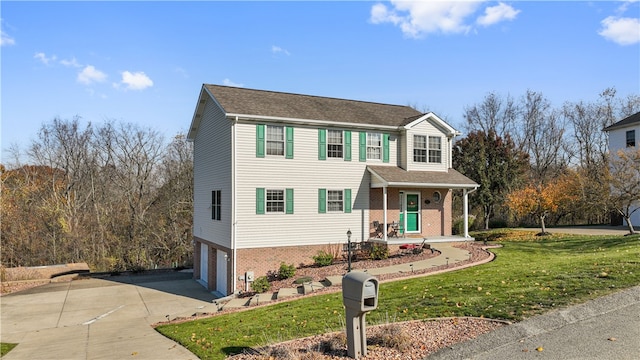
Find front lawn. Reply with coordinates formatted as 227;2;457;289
155;231;640;360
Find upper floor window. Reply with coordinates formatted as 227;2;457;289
266;125;284;155
428;136;442;163
367;133;382;160
327;130;343;158
627;130;636;147
413;135;427;163
413;135;442;163
257;124;293;158
211;190;221;220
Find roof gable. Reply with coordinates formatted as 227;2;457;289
603;111;640;132
402;112;460;137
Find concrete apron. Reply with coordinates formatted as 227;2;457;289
1;272;219;360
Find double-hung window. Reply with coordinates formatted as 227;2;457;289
627;130;636;147
413;135;427;163
257;124;293;158
327;130;343;158
327;190;343;212
211;190;221;220
256;188;294;214
428;136;442;163
266;189;285;213
367;133;381;160
266;125;284;156
318;188;351;213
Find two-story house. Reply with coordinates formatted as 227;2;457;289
603;111;640;228
187;84;478;296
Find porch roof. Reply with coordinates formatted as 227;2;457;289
367;165;479;189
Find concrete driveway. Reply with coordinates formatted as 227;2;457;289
1;271;219;360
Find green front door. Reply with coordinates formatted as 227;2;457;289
405;194;420;232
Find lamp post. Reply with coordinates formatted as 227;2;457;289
347;229;352;272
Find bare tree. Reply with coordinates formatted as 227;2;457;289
518;90;568;182
463;92;518;140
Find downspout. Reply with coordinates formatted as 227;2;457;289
232;116;238;293
463;187;478;238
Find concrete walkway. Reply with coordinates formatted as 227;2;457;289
0;243;474;359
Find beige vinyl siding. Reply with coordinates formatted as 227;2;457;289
405;119;450;172
234;122;383;248
192;99;233;247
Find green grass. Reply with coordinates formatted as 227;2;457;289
1;343;18;357
156;231;640;360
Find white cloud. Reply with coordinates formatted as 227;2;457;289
222;78;244;87
120;71;153;90
1;29;15;46
34;52;57;65
271;45;291;56
77;65;107;84
60;57;82;68
599;16;640;45
477;2;520;26
370;1;483;38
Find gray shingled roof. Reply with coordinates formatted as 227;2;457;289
603;111;640;131
205;84;423;127
367;165;479;188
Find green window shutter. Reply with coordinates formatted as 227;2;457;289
383;133;390;163
344;130;352;161
318;129;326;160
359;132;366;162
344;189;352;213
318;188;326;213
285;127;294;159
286;188;294;214
256;188;265;214
256;124;265;158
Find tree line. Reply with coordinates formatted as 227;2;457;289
453;88;640;234
2;87;639;271
1;118;193;271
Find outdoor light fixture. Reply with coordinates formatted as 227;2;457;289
347;229;352;272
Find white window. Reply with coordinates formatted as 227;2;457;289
266;189;285;213
367;133;381;160
413;135;427;163
327;130;343;158
327;190;343;212
266;125;284;156
428;136;442;163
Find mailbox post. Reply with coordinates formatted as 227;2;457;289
342;272;379;359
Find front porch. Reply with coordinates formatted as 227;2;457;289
367;165;479;242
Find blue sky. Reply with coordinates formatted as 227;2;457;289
2;1;639;160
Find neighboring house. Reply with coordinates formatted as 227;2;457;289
603;111;640;227
187;85;478;296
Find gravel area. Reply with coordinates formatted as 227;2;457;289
228;317;507;360
221;243;502;359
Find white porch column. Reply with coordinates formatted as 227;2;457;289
463;189;470;238
383;186;388;242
